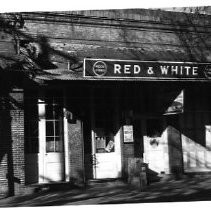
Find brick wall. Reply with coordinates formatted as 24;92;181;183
0;89;25;197
68;119;84;185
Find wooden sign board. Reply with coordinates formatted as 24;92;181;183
84;58;211;81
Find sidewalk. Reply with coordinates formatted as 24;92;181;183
0;175;211;206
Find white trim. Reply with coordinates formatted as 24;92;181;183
63;89;70;182
38;92;46;183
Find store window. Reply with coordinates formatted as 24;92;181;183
45;90;64;152
95;128;115;153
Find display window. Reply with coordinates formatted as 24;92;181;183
95;128;115;153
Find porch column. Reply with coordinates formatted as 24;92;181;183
38;91;46;183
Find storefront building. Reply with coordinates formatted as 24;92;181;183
0;9;211;196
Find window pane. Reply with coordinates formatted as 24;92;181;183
46;137;55;152
55;137;63;152
45;90;64;153
46;121;54;136
55;121;60;136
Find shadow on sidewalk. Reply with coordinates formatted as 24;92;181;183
1;176;211;206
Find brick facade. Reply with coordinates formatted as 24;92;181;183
68;119;84;184
0;89;25;197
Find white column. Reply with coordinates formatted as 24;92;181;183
63;88;70;182
38;92;46;183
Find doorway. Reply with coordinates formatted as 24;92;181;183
143;117;169;174
91;87;122;179
38;90;65;183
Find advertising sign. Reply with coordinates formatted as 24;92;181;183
123;125;134;143
84;58;211;81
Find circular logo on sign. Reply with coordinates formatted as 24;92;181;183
204;65;211;79
93;61;107;76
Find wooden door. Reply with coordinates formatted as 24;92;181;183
39;91;65;183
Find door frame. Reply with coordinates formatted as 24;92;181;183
38;89;69;183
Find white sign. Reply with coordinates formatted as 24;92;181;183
123;125;134;143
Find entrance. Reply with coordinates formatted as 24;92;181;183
92;127;121;179
143;118;169;174
91;87;122;179
38;90;65;183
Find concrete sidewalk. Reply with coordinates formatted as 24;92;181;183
0;175;211;206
